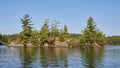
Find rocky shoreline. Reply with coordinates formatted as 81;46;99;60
8;44;104;48
8;40;105;48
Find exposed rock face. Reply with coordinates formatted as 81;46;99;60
9;41;23;46
44;43;48;47
60;42;68;47
8;38;103;47
92;43;101;47
54;41;68;47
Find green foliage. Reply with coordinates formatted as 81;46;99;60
107;36;120;45
7;34;20;44
79;35;86;45
31;30;39;46
1;14;109;47
20;14;33;46
0;33;2;41
0;34;8;44
63;25;68;34
69;33;81;39
80;17;107;46
83;17;97;44
39;19;49;45
59;29;65;42
96;31;107;45
59;25;69;42
50;20;60;37
0;33;20;45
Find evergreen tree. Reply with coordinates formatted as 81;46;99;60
80;17;107;46
63;25;69;39
31;30;39;46
63;25;68;34
39;19;49;45
50;20;60;37
59;25;69;42
83;17;97;45
59;29;64;42
20;14;33;46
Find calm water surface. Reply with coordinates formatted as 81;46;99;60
0;45;120;68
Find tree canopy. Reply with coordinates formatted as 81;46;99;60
39;19;49;45
79;17;107;46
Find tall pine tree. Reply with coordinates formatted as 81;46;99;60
80;17;107;46
20;14;33;46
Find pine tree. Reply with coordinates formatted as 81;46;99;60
50;20;60;37
63;25;68;34
80;16;107;46
83;17;97;45
59;25;69;42
20;14;33;46
39;19;49;45
31;30;39;46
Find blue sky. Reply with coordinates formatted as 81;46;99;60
0;0;120;36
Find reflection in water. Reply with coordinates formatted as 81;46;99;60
2;46;119;68
16;47;105;68
17;47;69;68
19;47;38;68
80;47;104;68
39;48;68;68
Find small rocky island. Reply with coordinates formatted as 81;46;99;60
0;15;107;47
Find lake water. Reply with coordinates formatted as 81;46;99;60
0;45;120;68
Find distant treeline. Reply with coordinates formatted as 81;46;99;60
107;36;120;45
0;34;8;44
0;33;20;44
